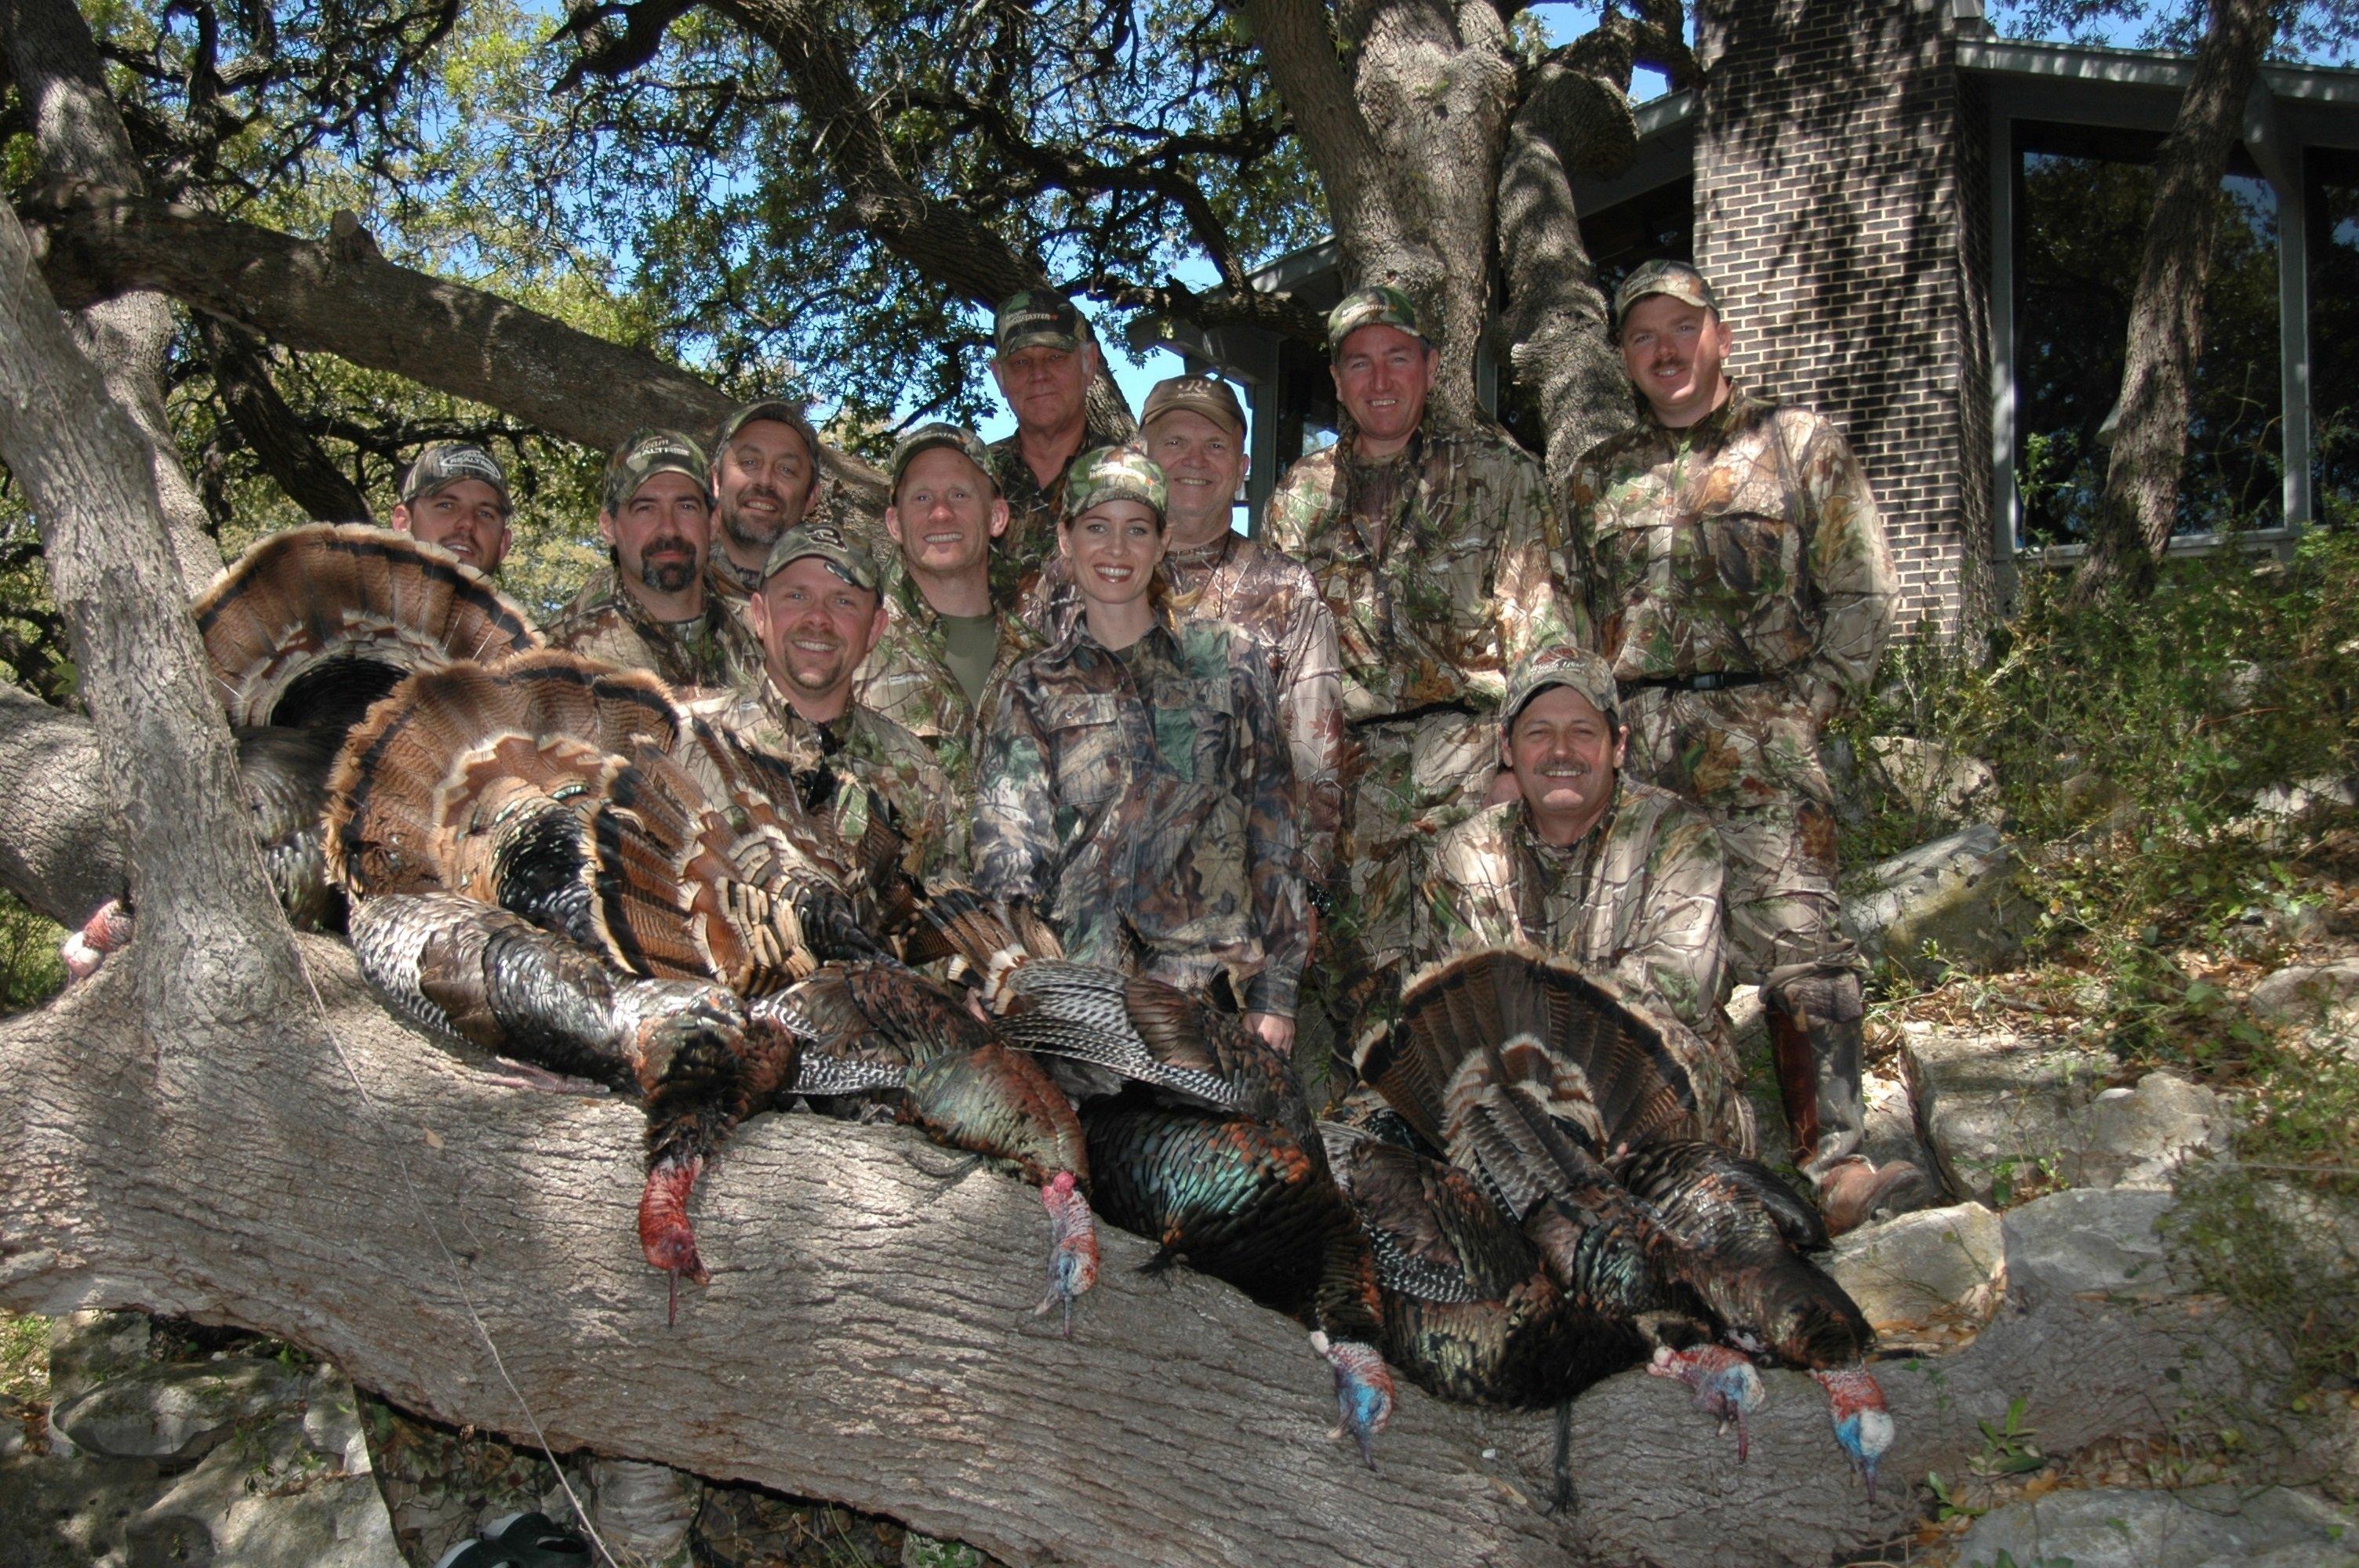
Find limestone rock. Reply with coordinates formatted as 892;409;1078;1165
2001;1188;2186;1308
2074;1073;2234;1190
1823;1202;2002;1332
0;1448;165;1565
300;1368;371;1478
1860;735;1998;823
49;1356;304;1464
45;1311;151;1410
1845;826;2037;978
125;1412;402;1568
2250;959;2359;1033
1957;1483;2358;1568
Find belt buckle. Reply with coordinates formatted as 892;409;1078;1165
1690;672;1725;691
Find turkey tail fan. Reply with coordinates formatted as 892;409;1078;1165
1354;946;1698;1156
1612;1139;1831;1254
325;653;683;898
194;524;542;731
904;884;1033;975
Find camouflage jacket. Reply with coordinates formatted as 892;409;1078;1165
852;558;1043;795
699;673;962;883
1022;530;1346;884
544;571;759;696
987;420;1126;612
973;612;1308;1018
1567;386;1896;715
1412;782;1728;1035
1263;423;1587;726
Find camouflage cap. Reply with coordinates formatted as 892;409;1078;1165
994;290;1090;356
711;400;821;470
1140;374;1247;439
1326;285;1426;354
602;429;710;514
399;442;512;514
763;521;880;593
1612;260;1720;329
1502;644;1621;729
888;423;998;495
1061;446;1167;522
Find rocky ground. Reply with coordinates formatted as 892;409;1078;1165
2;795;2356;1568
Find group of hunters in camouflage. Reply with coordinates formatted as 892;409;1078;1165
386;258;1925;1241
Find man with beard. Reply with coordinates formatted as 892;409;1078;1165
1263;285;1582;1035
546;429;758;694
388;441;512;572
1568;260;1915;1229
707;400;827;602
986;290;1127;610
855;423;1041;794
1412;644;1751;1150
712;521;959;880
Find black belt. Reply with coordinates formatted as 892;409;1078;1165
1619;672;1767;694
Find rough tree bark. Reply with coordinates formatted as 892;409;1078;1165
2;0;228;593
23;188;892;514
2073;0;2279;604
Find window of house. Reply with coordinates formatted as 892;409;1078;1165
2309;148;2359;528
2013;122;2284;548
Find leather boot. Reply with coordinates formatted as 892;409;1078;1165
1768;976;1923;1235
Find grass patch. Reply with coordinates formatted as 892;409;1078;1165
0;888;62;1016
0;1310;48;1406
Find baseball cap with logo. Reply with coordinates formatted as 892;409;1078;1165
1502;644;1622;730
888;423;998;495
400;442;513;514
1326;285;1427;354
602;430;710;514
762;521;880;593
1061;447;1167;522
1140;375;1247;439
1612;260;1721;330
711;400;822;470
994;291;1090;356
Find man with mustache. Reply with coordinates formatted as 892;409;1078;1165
855;423;1042;796
1568;260;1916;1232
1263;285;1584;1039
711;521;959;880
986;290;1127;611
546;428;758;695
1412;644;1751;1150
707;399;827;602
387;441;512;572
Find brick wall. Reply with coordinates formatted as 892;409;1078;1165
1696;0;1992;636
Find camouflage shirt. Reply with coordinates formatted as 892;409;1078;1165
544;569;759;697
699;673;962;884
852;557;1043;795
1023;530;1346;884
987;420;1126;612
1568;386;1896;714
973;612;1308;1018
1263;423;1587;724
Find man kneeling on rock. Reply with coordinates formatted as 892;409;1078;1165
1412;644;1755;1151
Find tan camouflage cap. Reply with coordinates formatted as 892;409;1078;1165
1327;285;1426;354
1140;374;1247;439
400;441;512;514
763;521;880;593
602;429;711;514
994;291;1090;356
1612;260;1720;330
889;423;998;495
1061;446;1167;522
1502;644;1621;729
711;400;821;470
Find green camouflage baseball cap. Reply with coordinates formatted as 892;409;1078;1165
602;429;710;514
994;290;1090;356
888;423;998;495
711;400;821;470
1140;374;1247;438
763;521;880;593
1061;446;1167;522
1612;260;1720;329
1502;644;1621;728
1326;285;1426;354
400;442;512;514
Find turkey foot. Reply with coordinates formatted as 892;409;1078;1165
1811;1364;1892;1503
1034;1171;1099;1336
1310;1331;1394;1470
1650;1344;1765;1461
638;1154;709;1324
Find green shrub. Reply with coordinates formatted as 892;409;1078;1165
0;889;63;1015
